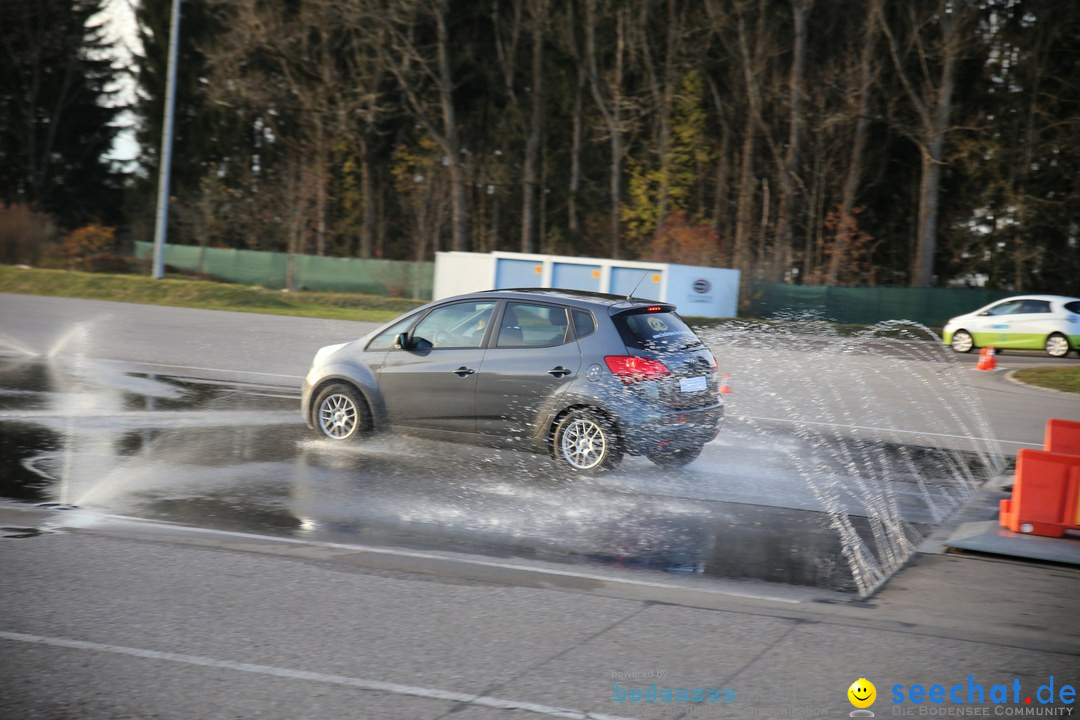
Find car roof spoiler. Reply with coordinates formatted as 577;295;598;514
609;301;677;316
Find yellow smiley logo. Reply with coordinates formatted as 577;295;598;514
848;678;876;709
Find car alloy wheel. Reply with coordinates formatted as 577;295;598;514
553;409;620;473
315;383;366;440
1046;333;1071;358
950;330;973;353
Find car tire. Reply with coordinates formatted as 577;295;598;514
1045;333;1071;358
648;443;705;468
552;409;622;474
313;383;369;441
950;329;974;353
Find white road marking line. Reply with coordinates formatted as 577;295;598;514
733;414;1040;448
0;630;639;720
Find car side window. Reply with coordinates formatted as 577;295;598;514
1066;301;1080;314
572;310;596;339
367;315;418;351
497;302;571;348
1018;300;1051;314
411;301;496;349
986;301;1024;316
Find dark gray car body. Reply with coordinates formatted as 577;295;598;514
301;289;723;457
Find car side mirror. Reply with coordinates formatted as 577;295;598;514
393;332;410;350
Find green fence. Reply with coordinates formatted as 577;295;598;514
750;283;1019;328
135;242;434;299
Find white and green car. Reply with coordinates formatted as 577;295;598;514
943;295;1080;357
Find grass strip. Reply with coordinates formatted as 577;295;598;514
0;265;425;323
1012;365;1080;394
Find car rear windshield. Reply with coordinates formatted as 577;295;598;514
613;310;701;351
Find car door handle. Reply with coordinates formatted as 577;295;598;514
548;366;572;378
452;366;475;377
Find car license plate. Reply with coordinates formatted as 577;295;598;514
679;376;707;393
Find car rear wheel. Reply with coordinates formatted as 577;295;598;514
648;443;704;468
1046;333;1071;358
314;383;368;440
553;409;621;474
950;330;974;353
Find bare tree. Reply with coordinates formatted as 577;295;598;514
771;0;812;282
634;0;685;230
728;0;770;291
336;2;389;258
205;0;389;260
382;0;469;251
825;0;879;285
553;5;588;239
519;0;548;253
585;0;630;258
879;0;974;286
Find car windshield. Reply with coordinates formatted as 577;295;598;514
614;311;701;352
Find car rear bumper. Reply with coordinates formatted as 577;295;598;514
621;403;724;455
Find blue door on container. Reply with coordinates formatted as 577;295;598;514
610;267;663;300
552;263;601;292
495;259;543;289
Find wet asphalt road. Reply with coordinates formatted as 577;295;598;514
3;292;1068;594
2;353;961;594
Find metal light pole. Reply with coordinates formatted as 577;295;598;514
151;0;181;279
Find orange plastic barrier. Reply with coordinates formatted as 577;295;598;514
1045;418;1080;456
999;448;1080;537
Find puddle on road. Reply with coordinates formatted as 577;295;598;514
1;526;49;539
0;356;983;595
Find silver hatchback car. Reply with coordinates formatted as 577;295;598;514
302;289;724;473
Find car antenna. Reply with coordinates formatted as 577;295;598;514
626;270;650;303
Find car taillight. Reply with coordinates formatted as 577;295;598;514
604;355;671;384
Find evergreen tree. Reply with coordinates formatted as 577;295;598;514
0;0;124;228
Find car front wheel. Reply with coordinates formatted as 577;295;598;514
552;409;622;474
648;443;704;468
1046;333;1071;358
314;383;368;440
950;329;974;353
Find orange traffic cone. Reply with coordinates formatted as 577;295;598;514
976;347;997;371
718;373;733;394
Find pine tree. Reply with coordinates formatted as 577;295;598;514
0;0;124;228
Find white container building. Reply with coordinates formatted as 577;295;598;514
433;251;740;318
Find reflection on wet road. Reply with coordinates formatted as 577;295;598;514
0;354;997;596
